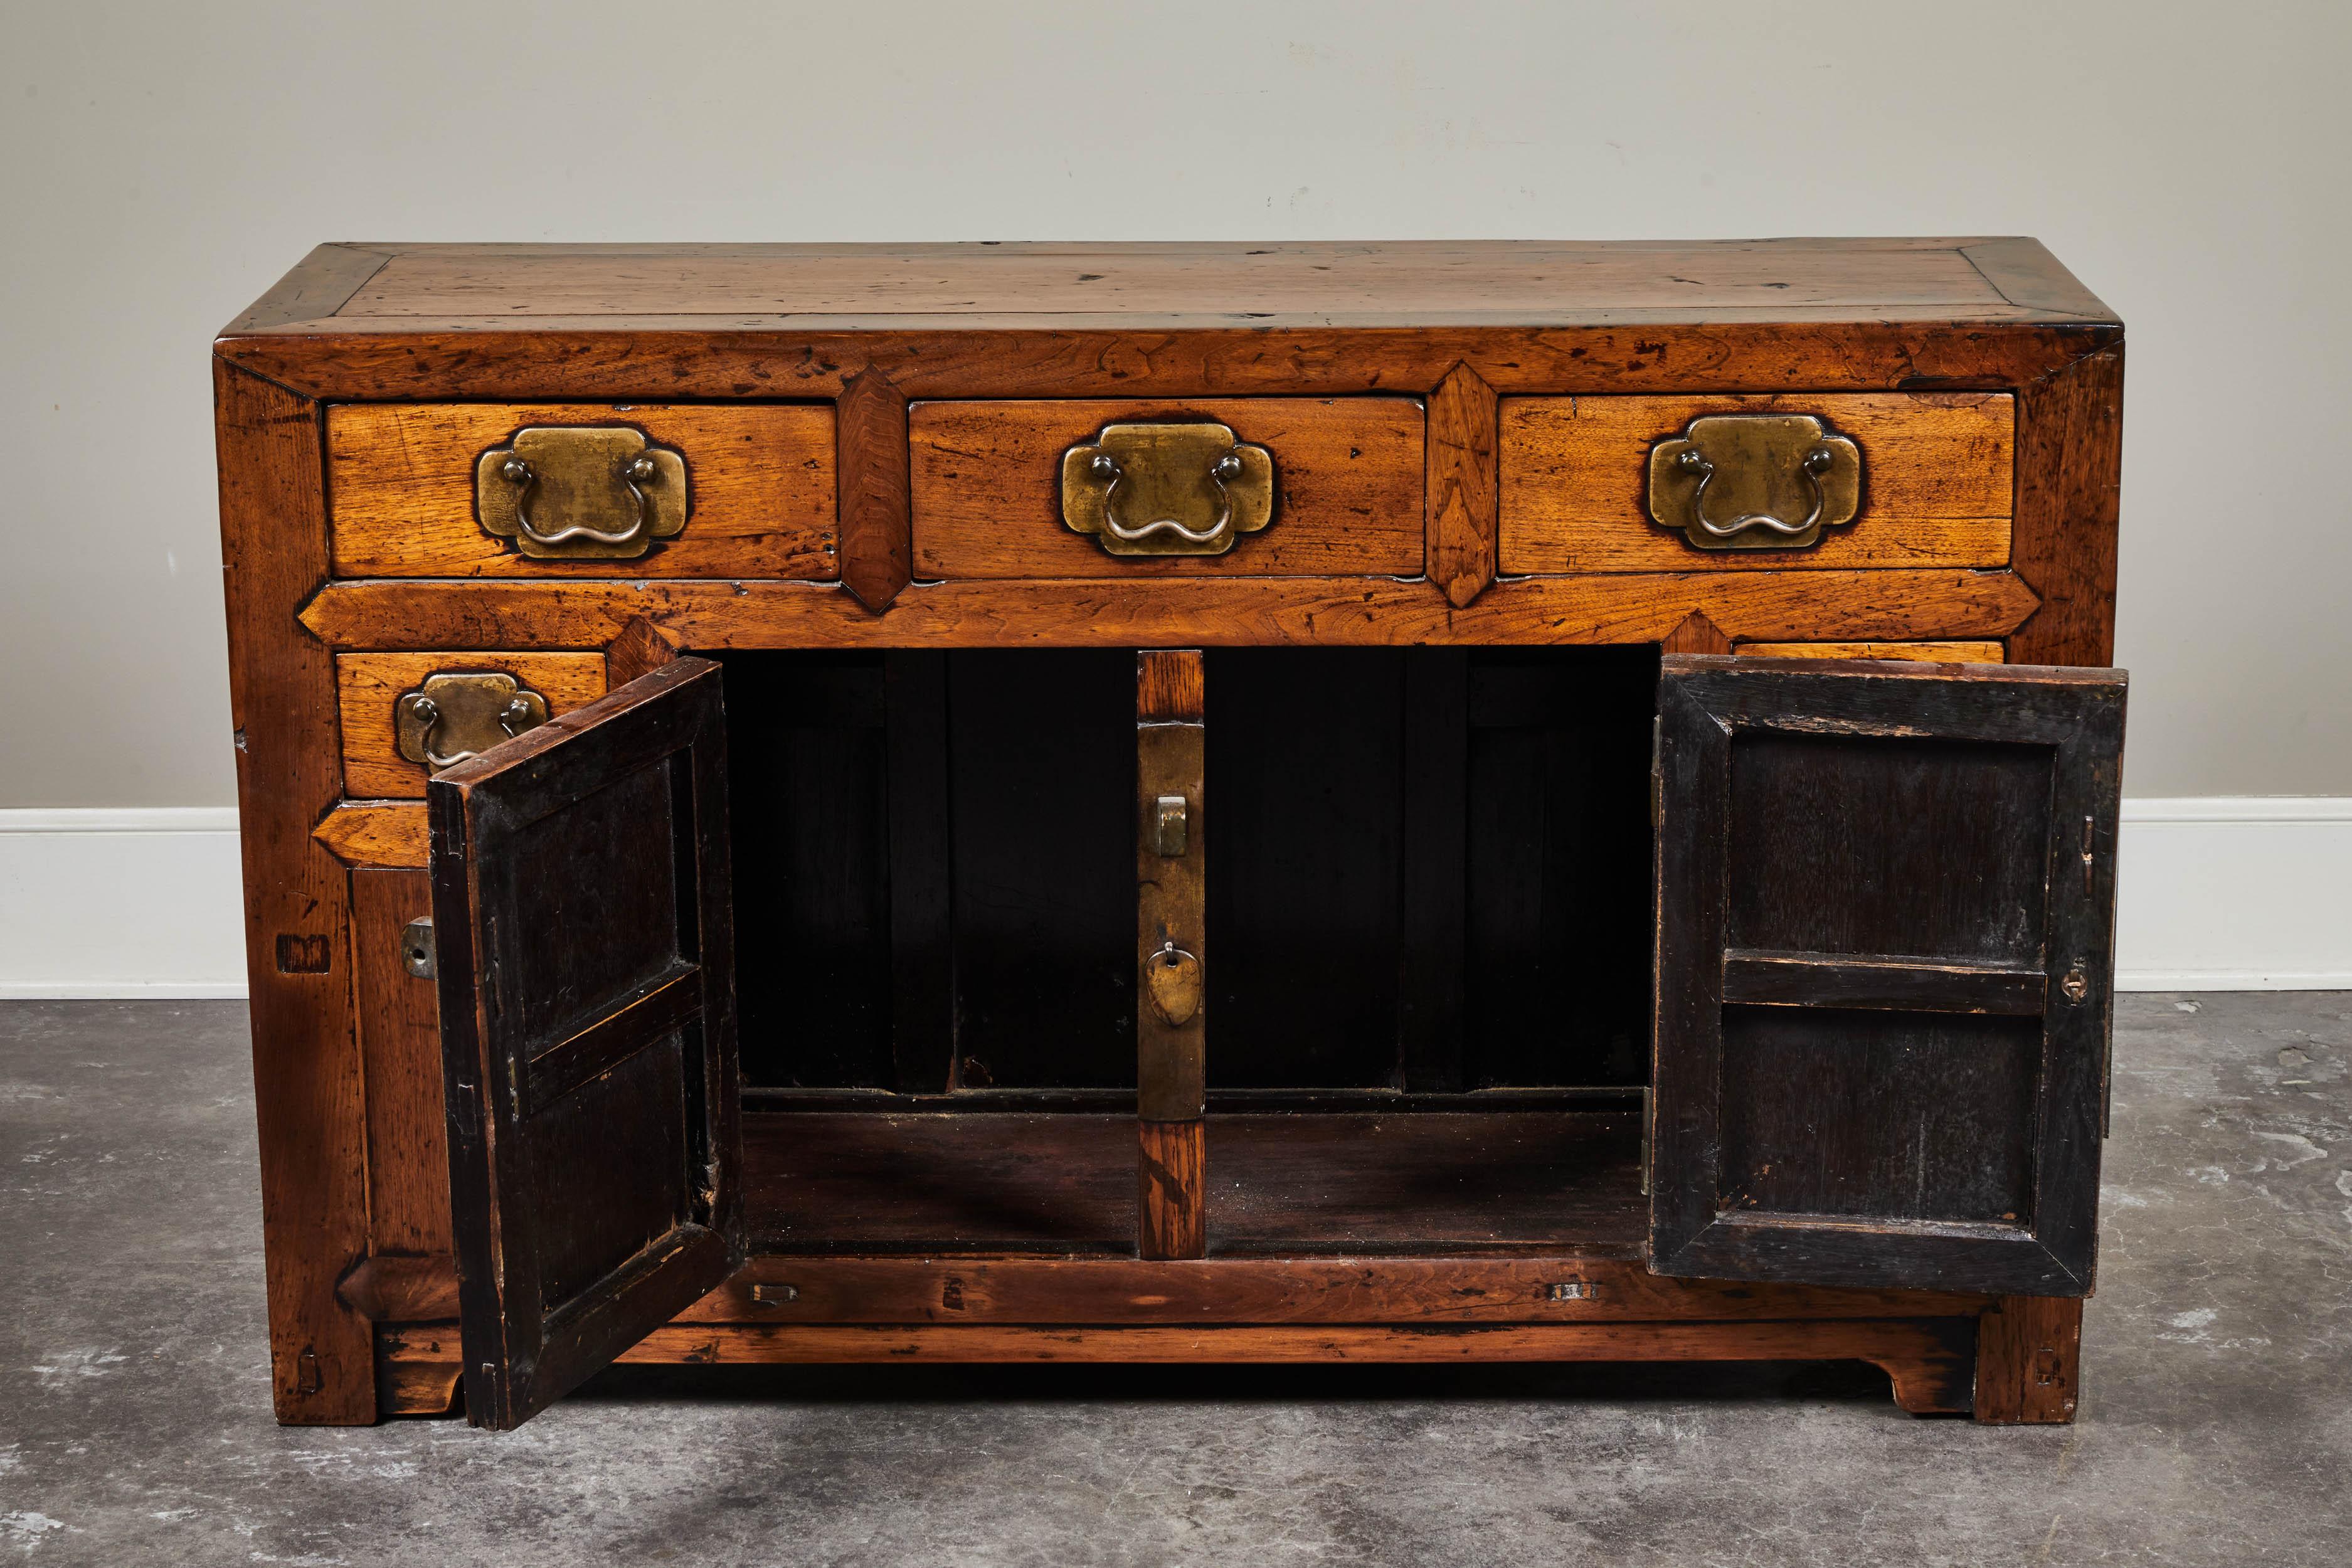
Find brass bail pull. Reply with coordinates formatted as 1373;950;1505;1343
1646;413;1862;552
475;426;689;561
1093;450;1244;546
1677;443;1836;540
501;450;660;549
394;672;552;771
1062;422;1276;558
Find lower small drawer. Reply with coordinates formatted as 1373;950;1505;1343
1735;641;2005;664
336;652;608;798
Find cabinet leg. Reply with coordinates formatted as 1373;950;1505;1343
1973;1296;2083;1423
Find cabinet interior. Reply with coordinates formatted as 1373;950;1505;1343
713;645;1660;1256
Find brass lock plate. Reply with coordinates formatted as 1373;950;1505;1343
1146;943;1204;1026
1647;413;1862;551
476;425;688;559
393;672;551;771
1062;422;1274;557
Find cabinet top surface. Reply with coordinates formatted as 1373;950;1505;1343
225;237;2116;336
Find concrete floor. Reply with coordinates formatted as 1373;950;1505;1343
1;997;2347;1565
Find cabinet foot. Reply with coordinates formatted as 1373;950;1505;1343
1972;1296;2082;1424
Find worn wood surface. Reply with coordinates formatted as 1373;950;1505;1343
744;1111;1644;1255
376;1313;1977;1412
1961;238;2119;321
2009;347;2124;665
387;1318;1974;1411
214;361;376;1424
1137;651;1207;1135
326;402;836;578
1974;1295;2084;1424
335;652;606;798
220;236;2121;1424
430;658;743;1429
603;614;685;685
689;1254;1991;1326
339;1252;461;1323
241;238;2115;330
225;243;395;333
1138;1120;1207;1261
837;367;912;609
1737;640;2003;663
1500;393;2014;573
230;321;2113;406
1425;364;1500;606
332;1249;1996;1330
1660;611;1734;655
349;871;447;1259
1651;655;2126;1295
911;398;1424;578
1136;647;1207;722
314;803;428;869
300;569;2043;652
1721;951;2048;1014
374;1328;464;1417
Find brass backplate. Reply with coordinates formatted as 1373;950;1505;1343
1062;422;1274;557
476;425;688;559
393;672;551;771
1647;413;1861;551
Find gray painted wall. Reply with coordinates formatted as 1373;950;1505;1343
4;1;2345;805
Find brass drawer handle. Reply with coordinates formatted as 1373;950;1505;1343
1647;413;1861;551
1062;422;1274;557
393;672;551;770
475;426;687;559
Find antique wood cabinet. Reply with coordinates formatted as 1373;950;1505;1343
213;239;2125;1429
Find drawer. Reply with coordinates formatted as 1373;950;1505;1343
910;398;1424;578
1499;393;2012;573
336;652;607;797
326;403;837;578
1735;640;2005;664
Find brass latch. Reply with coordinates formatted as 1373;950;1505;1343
1648;413;1861;551
1151;795;1190;857
476;425;688;559
393;672;551;771
1062;421;1274;557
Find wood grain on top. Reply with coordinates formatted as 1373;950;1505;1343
236;238;2116;331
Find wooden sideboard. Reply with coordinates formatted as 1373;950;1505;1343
213;239;2124;1430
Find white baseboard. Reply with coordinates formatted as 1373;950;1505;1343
0;800;2346;999
2112;797;2352;990
0;809;248;999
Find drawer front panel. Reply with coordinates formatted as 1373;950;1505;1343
911;398;1425;578
1735;641;2005;664
1500;393;2012;573
337;652;608;798
327;403;837;578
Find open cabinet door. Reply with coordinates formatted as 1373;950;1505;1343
430;657;741;1429
1650;655;2125;1296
